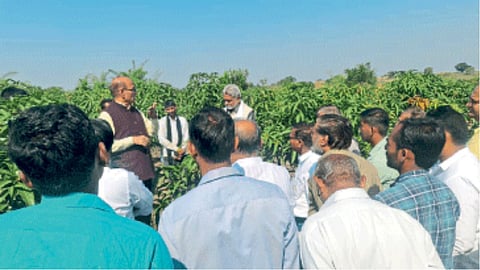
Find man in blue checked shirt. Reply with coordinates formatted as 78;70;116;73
375;117;460;269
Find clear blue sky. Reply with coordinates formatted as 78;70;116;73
0;0;478;90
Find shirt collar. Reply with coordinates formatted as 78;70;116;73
370;137;387;156
41;192;115;213
299;150;315;163
438;147;471;171
323;187;369;208
396;169;428;183
199;167;244;186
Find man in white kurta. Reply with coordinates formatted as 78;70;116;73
300;153;443;269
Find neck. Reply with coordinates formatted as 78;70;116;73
196;157;231;176
399;163;422;175
439;144;464;162
230;152;256;164
370;134;384;147
299;147;311;155
113;98;130;108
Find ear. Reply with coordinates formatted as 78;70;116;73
187;141;197;157
359;175;367;188
314;175;329;202
18;171;33;188
234;136;240;151
98;142;109;166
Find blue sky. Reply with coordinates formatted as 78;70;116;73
0;0;478;90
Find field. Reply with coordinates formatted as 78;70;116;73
0;67;477;227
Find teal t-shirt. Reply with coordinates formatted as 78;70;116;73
0;193;173;269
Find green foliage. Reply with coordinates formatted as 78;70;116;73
345;62;377;87
455;62;474;73
0;66;476;218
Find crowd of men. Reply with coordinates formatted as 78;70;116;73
0;76;478;269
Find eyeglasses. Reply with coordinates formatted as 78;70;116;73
468;96;479;104
123;87;137;92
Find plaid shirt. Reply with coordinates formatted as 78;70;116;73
374;170;460;269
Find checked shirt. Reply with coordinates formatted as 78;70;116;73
374;170;460;269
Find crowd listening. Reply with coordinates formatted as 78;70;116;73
0;79;478;269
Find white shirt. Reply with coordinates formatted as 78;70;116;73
430;147;480;256
157;115;189;157
292;150;321;218
300;188;444;269
233;157;294;208
98;167;153;219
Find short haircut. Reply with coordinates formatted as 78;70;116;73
100;98;112;111
189;106;235;163
394;118;445;169
292;122;313;148
91;119;114;152
316;104;341;118
8;104;97;196
222;84;242;98
109;76;128;96
400;106;426;120
360;108;389;136
315;114;353;150
164;99;176;108
235;120;261;154
314;154;361;187
427;105;469;146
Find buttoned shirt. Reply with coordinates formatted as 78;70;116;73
375;170;460;269
292;151;321;218
301;188;444;269
98;167;153;219
429;148;480;267
158;167;299;269
368;137;399;189
233;156;295;209
0;193;172;269
157;115;189;157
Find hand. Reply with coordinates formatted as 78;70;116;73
133;135;151;147
147;102;157;118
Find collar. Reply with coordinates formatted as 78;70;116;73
199;167;244;186
396;169;429;183
299;150;317;163
323;187;369;208
438;147;471;172
234;156;263;166
370;137;387;156
113;100;133;111
41;192;114;213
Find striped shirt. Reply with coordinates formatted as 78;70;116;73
374;170;460;269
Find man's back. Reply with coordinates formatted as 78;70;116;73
0;193;172;269
158;167;299;269
375;170;460;268
301;188;443;269
233;156;293;205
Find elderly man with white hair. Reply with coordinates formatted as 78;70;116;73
222;84;255;121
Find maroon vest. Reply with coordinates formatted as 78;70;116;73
105;102;155;181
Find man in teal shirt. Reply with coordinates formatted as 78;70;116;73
359;108;399;189
0;104;172;269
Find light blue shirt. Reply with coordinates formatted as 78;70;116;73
158;166;300;269
0;193;173;269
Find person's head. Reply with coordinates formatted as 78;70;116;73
188;106;235;164
234;120;261;156
427;105;469;146
313;154;365;202
164;100;177;118
312;114;353;152
386;118;445;172
289;122;313;154
316;104;341;118
100;98;112;111
397;106;426;123
8;104;102;196
359;108;389;143
109;76;136;105
91;118;114;166
222;84;242;110
466;85;479;121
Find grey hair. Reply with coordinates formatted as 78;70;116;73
314;154;361;187
223;84;242;98
317;105;341;118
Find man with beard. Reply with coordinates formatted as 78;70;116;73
222;84;255;121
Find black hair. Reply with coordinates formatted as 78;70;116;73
315;114;353;150
91;119;114;152
189;106;234;163
395;118;445;169
100;98;112;111
427;105;469;146
8;104;97;196
360;108;389;136
292;122;313;148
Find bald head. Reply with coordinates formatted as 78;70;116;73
234;120;261;155
109;76;136;105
